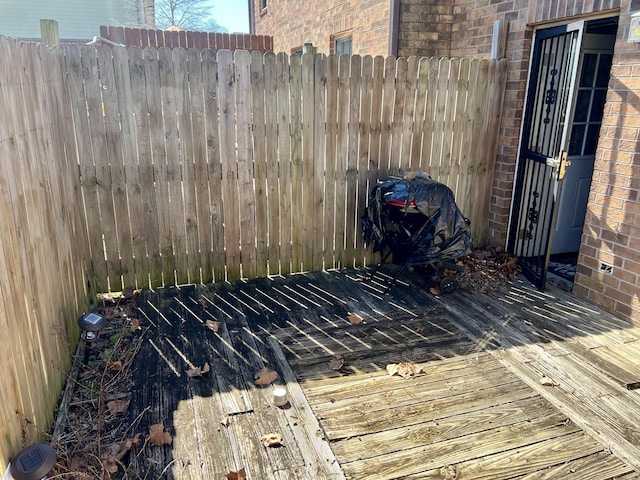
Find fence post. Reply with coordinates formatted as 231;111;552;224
40;19;60;46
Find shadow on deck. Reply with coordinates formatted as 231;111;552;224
126;266;640;479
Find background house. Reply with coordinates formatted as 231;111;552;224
251;0;640;325
0;0;154;42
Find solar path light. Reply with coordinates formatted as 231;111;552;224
2;443;56;480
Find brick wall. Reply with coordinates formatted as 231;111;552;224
574;2;640;324
397;0;454;58
446;1;531;245
251;0;391;56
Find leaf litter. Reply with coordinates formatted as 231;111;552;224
47;289;149;479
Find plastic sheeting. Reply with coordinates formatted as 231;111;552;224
362;172;472;266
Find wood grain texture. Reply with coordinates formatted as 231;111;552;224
62;47;506;288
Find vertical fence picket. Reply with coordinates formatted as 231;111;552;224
276;53;293;275
450;59;471;200
235;50;257;280
357;55;373;266
334;55;350;268
401;57;420;172
82;45;121;291
174;48;200;285
442;58;460;188
421;58;439;174
289;54;303;272
113;47;147;288
301;52;316;271
202;50;226;281
130;47;162;288
345;55;362;266
365;56;385;266
457;59;480;219
251;51;269;278
18;44;57;427
98;46;133;291
410;58;430;171
323;55;338;269
144;47;172;286
263;52;281;275
159;47;185;285
187;48;211;284
217;50;241;280
431;58;451;182
312;54;327;271
379;57;396;177
389;57;407;175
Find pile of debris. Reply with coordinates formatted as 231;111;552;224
456;244;521;293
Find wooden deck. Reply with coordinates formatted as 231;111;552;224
128;267;640;479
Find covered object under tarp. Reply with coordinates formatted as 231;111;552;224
363;172;472;290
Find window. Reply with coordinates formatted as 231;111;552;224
261;0;267;11
335;36;352;56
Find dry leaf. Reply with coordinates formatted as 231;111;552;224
347;313;364;324
108;361;123;372
187;362;210;378
102;434;140;474
254;367;278;385
387;361;423;378
260;433;283;447
103;457;120;474
205;319;222;332
430;286;441;295
225;468;246;480
328;356;345;371
130;318;141;332
440;464;458;480
107;398;130;415
148;423;172;446
540;375;559;387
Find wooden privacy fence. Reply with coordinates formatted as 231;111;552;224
0;37;90;468
99;25;274;52
68;45;507;292
0;35;505;462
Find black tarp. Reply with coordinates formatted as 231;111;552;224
362;172;472;266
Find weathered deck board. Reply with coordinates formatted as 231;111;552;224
128;267;640;478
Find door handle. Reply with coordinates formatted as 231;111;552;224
558;151;570;180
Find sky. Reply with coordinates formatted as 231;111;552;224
208;0;250;33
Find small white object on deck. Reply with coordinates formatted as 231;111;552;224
273;387;288;407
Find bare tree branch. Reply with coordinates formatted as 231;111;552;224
155;0;225;31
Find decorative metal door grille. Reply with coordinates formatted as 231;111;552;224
508;25;580;288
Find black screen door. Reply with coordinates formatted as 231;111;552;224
508;23;583;288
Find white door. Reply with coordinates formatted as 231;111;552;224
552;33;615;254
